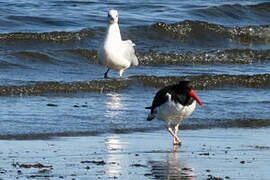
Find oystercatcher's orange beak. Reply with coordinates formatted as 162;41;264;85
189;90;203;107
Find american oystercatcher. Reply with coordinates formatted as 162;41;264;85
145;81;203;145
98;9;139;78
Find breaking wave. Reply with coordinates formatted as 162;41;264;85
0;74;269;96
0;118;269;140
0;20;269;47
45;48;270;65
0;29;94;42
152;20;270;45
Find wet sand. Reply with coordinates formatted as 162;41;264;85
0;128;270;180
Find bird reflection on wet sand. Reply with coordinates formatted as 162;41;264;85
149;146;196;180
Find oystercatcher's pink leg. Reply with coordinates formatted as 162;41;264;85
168;127;182;145
173;124;181;145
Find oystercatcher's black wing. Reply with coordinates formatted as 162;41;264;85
145;86;173;113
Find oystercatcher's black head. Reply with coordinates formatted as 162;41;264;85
177;81;203;107
177;80;191;92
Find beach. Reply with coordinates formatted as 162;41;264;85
1;127;270;180
0;0;270;179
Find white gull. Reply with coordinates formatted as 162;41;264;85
98;9;139;78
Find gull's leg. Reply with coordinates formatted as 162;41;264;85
173;123;181;145
119;69;124;78
168;126;182;145
104;68;110;78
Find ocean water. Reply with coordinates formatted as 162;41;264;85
0;0;269;139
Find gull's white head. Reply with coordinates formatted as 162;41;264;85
108;9;119;24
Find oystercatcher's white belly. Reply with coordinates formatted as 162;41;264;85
156;100;196;123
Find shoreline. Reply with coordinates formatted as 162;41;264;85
1;128;270;180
